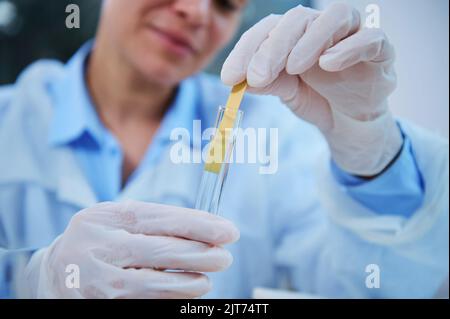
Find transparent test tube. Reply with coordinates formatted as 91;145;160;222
195;106;243;215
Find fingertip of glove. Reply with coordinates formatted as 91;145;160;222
218;220;240;245
219;249;234;271
220;68;244;87
247;71;268;88
285;58;302;76
319;54;341;72
228;223;241;243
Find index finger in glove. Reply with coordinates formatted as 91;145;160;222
246;5;319;87
81;201;240;246
221;14;282;86
286;2;361;75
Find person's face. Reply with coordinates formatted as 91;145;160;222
99;0;247;86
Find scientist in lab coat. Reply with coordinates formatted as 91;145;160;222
0;0;448;298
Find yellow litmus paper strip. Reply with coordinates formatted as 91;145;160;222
204;81;247;174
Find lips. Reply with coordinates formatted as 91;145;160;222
147;24;197;57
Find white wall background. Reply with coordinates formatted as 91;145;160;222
314;0;449;139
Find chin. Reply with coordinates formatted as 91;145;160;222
134;52;192;87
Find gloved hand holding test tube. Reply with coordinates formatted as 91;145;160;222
195;81;247;214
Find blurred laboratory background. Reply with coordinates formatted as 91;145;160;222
0;0;448;138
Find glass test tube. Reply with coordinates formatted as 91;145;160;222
195;106;243;215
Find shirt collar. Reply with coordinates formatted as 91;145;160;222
48;41;107;148
48;41;200;149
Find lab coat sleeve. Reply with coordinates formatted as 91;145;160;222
273;121;449;298
330;131;424;218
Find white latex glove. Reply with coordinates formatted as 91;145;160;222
24;201;239;299
222;3;403;176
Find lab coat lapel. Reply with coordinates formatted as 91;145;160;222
118;145;202;207
55;147;97;209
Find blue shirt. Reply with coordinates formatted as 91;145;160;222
48;42;424;216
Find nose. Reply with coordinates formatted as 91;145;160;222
171;0;210;28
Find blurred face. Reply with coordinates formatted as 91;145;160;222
98;0;247;86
